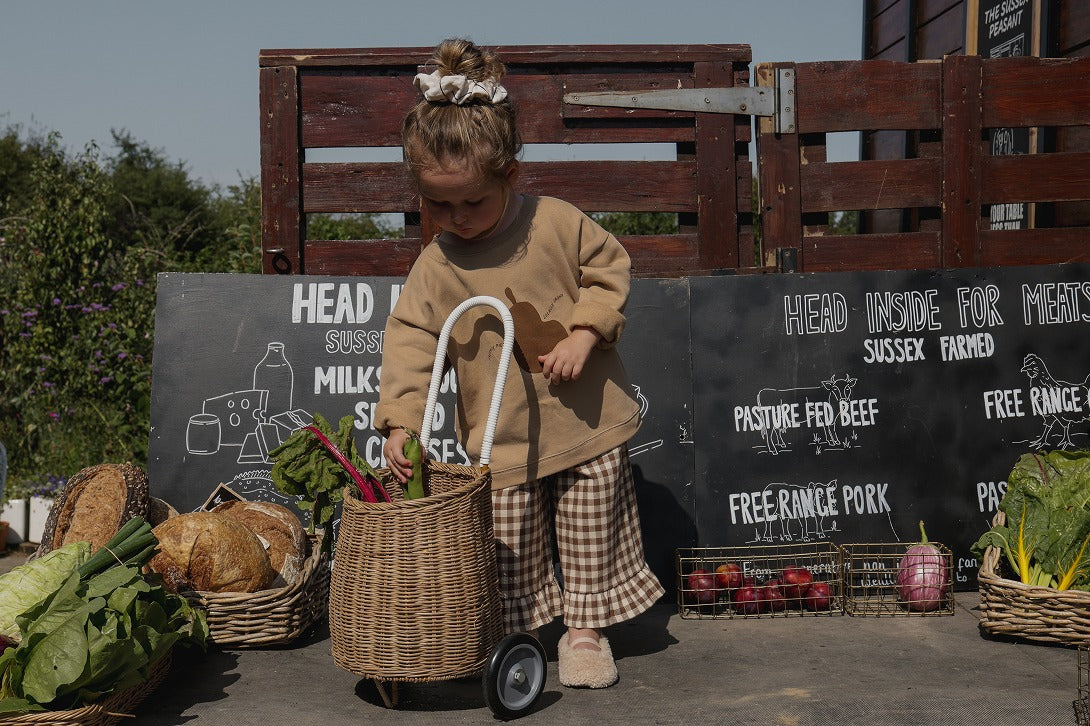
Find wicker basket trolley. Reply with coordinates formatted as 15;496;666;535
328;296;547;720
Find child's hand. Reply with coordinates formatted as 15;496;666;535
382;427;413;483
537;327;600;385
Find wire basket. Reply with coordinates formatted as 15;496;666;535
1077;646;1090;726
183;534;329;647
328;295;514;684
0;652;171;726
676;543;844;619
978;510;1090;646
841;541;955;616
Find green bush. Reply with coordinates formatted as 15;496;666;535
0;129;263;493
0;125;404;494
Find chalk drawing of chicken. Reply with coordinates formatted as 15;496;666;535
1020;353;1090;449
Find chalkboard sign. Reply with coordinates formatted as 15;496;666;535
149;264;1090;590
147;273;694;586
691;263;1090;588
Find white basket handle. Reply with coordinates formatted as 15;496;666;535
419;295;515;468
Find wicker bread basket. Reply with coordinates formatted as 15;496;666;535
329;295;514;684
0;652;171;726
978;510;1090;646
182;534;329;647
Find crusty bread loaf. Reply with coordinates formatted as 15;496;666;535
212;500;306;584
36;463;150;556
149;512;275;593
147;496;179;527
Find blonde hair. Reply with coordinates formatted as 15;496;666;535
403;38;522;181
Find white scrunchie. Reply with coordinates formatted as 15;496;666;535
413;70;508;105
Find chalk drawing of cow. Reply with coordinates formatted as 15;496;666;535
755;374;858;455
817;374;858;450
755;481;837;543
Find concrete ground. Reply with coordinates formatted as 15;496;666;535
0;546;1083;725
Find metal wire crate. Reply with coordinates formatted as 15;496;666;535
675;543;844;619
841;541;955;616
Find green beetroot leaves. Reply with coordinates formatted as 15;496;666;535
973;450;1090;590
270;413;386;554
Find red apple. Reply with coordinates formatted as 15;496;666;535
733;585;765;614
803;581;834;611
763;583;788;611
781;566;815;601
687;569;718;605
714;563;743;590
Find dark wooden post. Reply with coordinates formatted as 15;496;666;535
694;60;739;270
755;63;804;269
940;54;983;268
259;65;302;274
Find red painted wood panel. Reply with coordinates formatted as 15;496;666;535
796;61;942;133
940;54;983;267
982;57;1090;127
262;45;750;275
801;158;941;212
802;232;942;272
260;66;302;274
981;151;1090;203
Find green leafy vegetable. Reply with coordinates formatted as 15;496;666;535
0;519;207;715
401;426;427;500
973;450;1090;590
270;412;385;554
0;543;90;642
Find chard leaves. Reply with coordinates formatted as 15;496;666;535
973;450;1090;590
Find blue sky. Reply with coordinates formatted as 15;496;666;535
1;1;862;188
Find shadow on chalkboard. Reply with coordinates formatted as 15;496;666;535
632;463;696;601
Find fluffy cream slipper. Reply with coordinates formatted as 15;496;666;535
557;634;618;689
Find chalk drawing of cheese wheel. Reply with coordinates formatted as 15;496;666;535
201;389;269;446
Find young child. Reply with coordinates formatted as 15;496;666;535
375;38;664;690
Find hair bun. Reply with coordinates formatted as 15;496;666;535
432;38;506;83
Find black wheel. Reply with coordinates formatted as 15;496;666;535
482;632;547;719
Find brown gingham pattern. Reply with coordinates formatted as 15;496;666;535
492;443;665;631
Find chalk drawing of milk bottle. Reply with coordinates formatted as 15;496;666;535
253;342;294;421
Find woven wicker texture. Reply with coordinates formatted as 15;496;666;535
978;510;1090;647
183;534;329;647
329;461;504;682
0;652;170;726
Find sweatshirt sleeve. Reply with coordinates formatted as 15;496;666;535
373;272;441;438
569;214;632;348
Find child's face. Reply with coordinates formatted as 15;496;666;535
417;160;518;242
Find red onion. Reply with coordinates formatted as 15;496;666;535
896;520;948;611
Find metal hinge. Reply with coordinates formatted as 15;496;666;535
563;67;796;134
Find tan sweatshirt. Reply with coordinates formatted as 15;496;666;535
374;195;641;489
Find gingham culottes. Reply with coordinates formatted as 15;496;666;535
491;443;665;631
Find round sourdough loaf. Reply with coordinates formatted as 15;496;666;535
212;500;307;585
149;511;275;593
36;462;150;556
